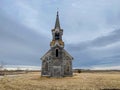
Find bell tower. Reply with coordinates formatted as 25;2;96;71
50;11;64;48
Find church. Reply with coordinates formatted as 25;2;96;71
41;12;73;77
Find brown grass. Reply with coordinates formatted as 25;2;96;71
0;72;120;90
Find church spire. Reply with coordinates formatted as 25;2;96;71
55;11;60;29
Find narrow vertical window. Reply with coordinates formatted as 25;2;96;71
56;49;58;57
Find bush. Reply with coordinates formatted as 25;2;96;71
78;69;81;73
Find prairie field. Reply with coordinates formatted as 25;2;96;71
0;72;120;90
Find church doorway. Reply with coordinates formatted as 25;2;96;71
52;66;61;77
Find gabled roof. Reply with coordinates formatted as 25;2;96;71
41;48;73;60
63;49;74;60
40;49;51;60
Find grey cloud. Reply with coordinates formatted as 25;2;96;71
0;13;49;66
66;29;120;68
68;29;120;51
1;0;120;69
91;29;120;47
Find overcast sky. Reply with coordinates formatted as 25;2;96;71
0;0;120;69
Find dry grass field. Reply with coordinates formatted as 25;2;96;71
0;72;120;90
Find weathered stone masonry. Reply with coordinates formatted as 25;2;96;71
41;12;73;77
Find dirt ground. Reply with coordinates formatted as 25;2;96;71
0;72;120;90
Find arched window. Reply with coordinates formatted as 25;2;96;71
64;62;70;74
45;62;48;71
66;63;70;72
56;49;58;57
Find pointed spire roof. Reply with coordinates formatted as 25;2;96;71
55;11;60;29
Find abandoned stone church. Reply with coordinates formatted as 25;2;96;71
41;12;73;77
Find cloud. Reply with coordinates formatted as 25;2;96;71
5;65;41;70
68;29;120;50
67;29;120;68
0;0;120;69
0;13;49;66
61;0;120;44
91;65;120;70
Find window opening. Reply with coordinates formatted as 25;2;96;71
56;49;58;57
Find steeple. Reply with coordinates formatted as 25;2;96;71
50;11;64;48
55;11;60;29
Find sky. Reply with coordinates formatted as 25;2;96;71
0;0;120;70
